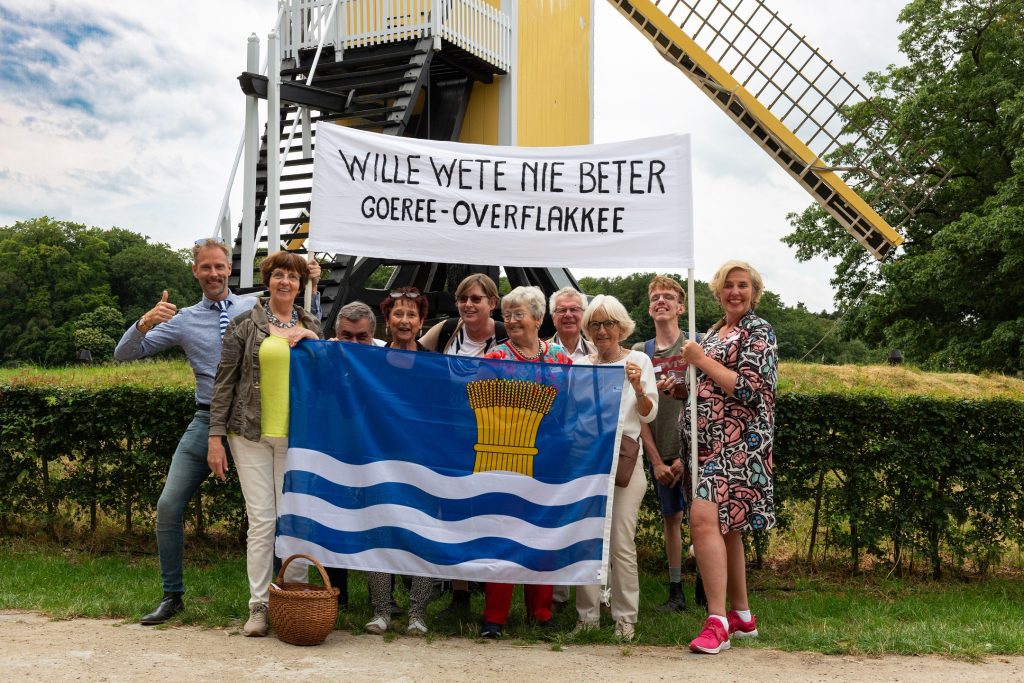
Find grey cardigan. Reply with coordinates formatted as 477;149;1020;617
209;298;321;442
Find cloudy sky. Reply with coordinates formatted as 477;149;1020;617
0;0;906;311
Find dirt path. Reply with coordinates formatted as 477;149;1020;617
2;611;1021;682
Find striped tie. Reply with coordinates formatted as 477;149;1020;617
214;300;230;338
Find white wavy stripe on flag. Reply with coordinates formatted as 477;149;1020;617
275;535;605;585
285;447;609;505
279;492;605;549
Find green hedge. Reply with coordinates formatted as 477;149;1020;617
775;394;1024;576
0;386;244;537
2;386;1022;575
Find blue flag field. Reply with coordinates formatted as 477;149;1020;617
275;341;626;585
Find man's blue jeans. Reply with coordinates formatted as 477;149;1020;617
155;411;212;594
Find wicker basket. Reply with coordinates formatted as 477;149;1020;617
268;553;339;646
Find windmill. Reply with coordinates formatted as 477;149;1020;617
215;0;587;336
214;0;948;332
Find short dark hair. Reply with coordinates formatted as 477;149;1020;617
259;252;309;291
379;287;429;320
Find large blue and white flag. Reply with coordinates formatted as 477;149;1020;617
276;341;625;585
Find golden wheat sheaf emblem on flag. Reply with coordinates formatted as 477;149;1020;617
466;379;558;477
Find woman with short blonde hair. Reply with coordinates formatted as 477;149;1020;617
681;260;777;654
573;294;656;643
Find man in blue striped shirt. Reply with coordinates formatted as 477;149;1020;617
114;238;320;625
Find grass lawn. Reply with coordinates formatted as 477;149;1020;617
1;538;1020;659
6;359;1024;400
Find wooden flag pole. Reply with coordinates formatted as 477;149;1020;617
687;268;698;501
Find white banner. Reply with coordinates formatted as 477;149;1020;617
308;125;694;268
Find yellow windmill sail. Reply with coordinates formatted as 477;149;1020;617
608;0;950;260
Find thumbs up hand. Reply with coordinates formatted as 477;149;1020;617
138;289;178;333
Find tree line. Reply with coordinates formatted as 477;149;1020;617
0;217;200;365
1;216;870;366
785;0;1024;373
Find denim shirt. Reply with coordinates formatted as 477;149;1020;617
114;293;257;405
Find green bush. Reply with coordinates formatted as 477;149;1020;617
774;394;1024;576
2;385;1021;576
0;386;244;536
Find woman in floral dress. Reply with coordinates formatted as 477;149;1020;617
679;260;777;655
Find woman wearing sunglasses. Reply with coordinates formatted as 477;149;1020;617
419;273;506;616
572;294;657;643
420;273;505;356
477;286;573;639
363;287;435;636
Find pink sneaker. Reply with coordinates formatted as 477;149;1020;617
727;610;759;638
689;616;731;654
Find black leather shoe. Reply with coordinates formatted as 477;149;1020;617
656;581;688;612
140;592;184;625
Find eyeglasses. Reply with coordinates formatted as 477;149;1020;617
502;311;530;322
587;320;619;331
554;307;584;316
194;237;226;246
389;289;421;299
650;292;679;302
457;294;487;304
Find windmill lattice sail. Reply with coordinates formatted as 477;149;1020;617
609;0;950;260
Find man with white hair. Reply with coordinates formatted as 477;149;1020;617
547;286;593;362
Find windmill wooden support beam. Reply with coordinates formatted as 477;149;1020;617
607;0;905;260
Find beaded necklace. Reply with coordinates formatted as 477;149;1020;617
592;348;628;364
505;338;543;360
264;302;299;329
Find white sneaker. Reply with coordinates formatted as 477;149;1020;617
614;619;635;642
406;616;428;636
364;614;389;634
243;603;269;637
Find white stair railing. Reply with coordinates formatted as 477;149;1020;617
279;0;512;71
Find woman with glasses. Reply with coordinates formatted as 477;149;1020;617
419;273;506;617
420;273;505;356
476;286;572;639
363;287;435;636
207;252;320;637
572;295;658;642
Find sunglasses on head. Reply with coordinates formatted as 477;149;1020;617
389;289;421;299
457;294;487;304
194;237;226;246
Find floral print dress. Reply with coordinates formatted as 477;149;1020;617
680;311;778;534
485;340;572;364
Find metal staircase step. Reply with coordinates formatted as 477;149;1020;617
256;157;314;169
307;63;417;86
281;47;426;76
259;143;315;156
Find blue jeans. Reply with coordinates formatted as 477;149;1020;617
155;411;212;594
